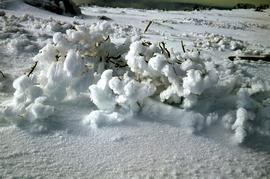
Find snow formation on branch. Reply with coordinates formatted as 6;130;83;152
1;21;270;143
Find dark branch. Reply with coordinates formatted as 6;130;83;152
104;35;110;42
181;40;186;53
27;61;38;77
142;41;152;47
159;42;171;58
0;70;5;78
228;55;270;62
106;55;127;68
144;21;153;33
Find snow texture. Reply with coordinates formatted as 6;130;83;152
0;3;270;178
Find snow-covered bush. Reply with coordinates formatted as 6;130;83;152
2;22;130;127
2;21;270;143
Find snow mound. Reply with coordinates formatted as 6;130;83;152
1;21;270;143
192;32;248;51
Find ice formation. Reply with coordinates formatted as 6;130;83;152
1;21;270;143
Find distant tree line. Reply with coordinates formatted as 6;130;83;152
234;3;269;11
78;0;229;11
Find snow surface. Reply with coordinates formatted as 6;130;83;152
0;2;270;178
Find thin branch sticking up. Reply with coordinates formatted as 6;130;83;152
104;35;110;42
181;40;186;53
27;61;38;77
136;101;142;109
159;42;171;58
144;21;153;33
0;70;5;78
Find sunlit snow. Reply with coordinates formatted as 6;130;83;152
0;1;270;178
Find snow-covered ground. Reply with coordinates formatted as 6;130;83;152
0;2;270;178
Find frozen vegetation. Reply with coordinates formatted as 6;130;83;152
2;17;270;143
0;1;270;178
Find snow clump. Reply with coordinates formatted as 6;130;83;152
190;32;248;51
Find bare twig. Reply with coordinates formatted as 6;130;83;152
105;54;127;68
107;54;121;60
159;42;171;58
0;70;5;78
136;102;142;109
27;61;38;77
144;21;153;33
181;40;186;53
142;41;152;47
104;35;110;42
